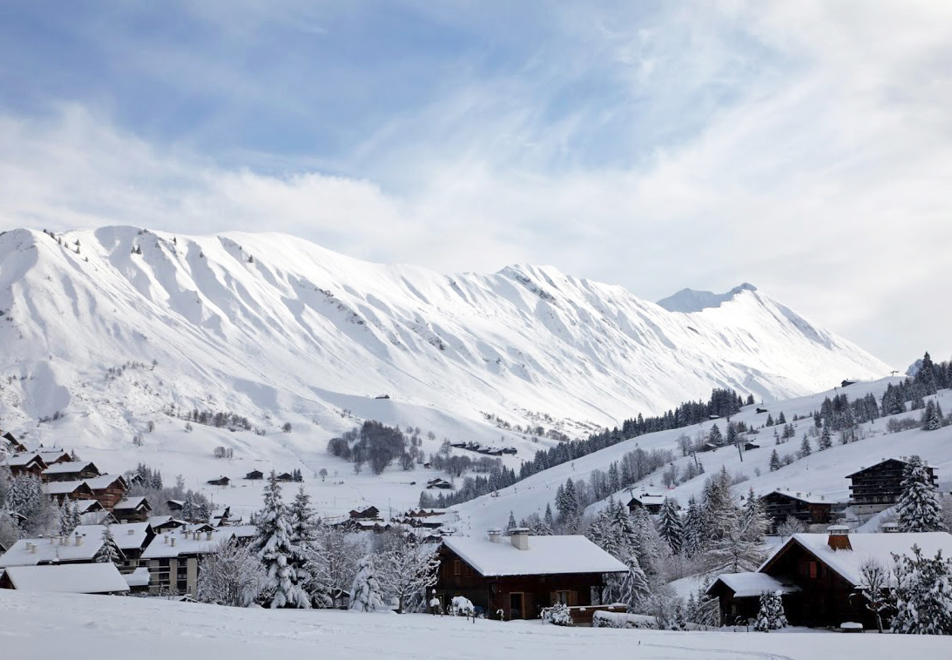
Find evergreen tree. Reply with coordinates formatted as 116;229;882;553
349;556;384;612
765;414;774;427
94;524;122;564
897;456;945;532
726;423;737;448
251;473;310;609
507;511;517;531
658;498;684;555
769;450;781;472
621;554;651;612
923;400;943;431
708;424;723;447
289;486;332;607
798;435;812;458
891;545;952;635
777;412;786;425
682;496;703;557
818;424;832;450
543;503;554;530
181;491;194;522
753;591;787;631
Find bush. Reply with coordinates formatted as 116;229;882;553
541;603;573;626
450;596;475;617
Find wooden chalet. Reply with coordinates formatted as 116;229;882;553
113;496;153;523
760;490;834;532
166;499;185;513
743;441;760;451
349;506;381;520
84;475;128;510
847;458;938;515
40;460;100;483
626;492;665;515
44;480;96;504
206;476;230;487
4;453;48;478
148;516;187;534
708;528;952;629
426;478;453;490
2;431;27;454
244;469;264;480
435;529;626;620
36;449;72;465
274;472;294;482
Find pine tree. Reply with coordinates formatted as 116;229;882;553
798;435;812;458
543;503;554;530
769;449;781;472
181;491;194;522
251;472;310;609
621;554;651;612
818;424;832;450
288;486;332;608
766;414;774;427
891;545;952;635
753;591;787;631
349;556;384;612
708;424;723;447
682;496;703;557
94;524;122;564
923;400;942;431
897;455;945;532
726;423;737;447
658;498;684;555
507;511;517;531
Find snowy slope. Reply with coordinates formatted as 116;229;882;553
453;379;952;535
0;226;891;520
2;589;950;660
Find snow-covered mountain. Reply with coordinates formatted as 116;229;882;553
0;226;889;445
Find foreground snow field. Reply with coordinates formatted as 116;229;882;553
1;591;950;659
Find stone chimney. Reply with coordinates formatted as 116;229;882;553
509;527;529;551
76;534;83;546
827;525;851;551
171;537;176;547
488;529;502;543
206;531;213;541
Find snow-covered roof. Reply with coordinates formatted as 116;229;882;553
442;535;627;577
762;532;952;587
628;492;665;506
764;489;830;505
84;474;126;490
225;525;257;539
123;566;151;588
75;500;103;514
141;528;234;559
2;563;129;593
43;480;90;495
3;453;45;467
114;496;149;510
37;450;71;462
0;532;102;567
73;523;152;551
710;572;801;598
41;461;98;475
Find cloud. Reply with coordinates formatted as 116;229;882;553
0;1;950;368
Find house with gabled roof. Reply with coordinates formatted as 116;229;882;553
0;563;130;595
84;474;128;510
36;449;72;465
436;529;626;620
142;527;235;596
41;460;101;483
44;479;97;504
626;492;666;515
760;489;835;532
1;431;27;454
113;496;152;523
707;527;952;629
847;458;938;516
3;453;48;478
0;529;104;568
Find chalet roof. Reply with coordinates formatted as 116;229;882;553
761;531;952;587
141;528;234;559
2;563;129;594
113;496;150;511
43;480;93;496
443;535;627;577
627;492;666;507
763;489;831;505
37;450;71;463
0;532;102;567
41;461;99;476
226;525;257;539
84;474;127;490
75;500;104;514
3;454;46;468
707;572;801;598
73;523;152;551
846;458;936;479
124;566;151;588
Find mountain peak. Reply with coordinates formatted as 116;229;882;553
656;283;758;313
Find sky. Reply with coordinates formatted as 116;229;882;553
0;1;950;369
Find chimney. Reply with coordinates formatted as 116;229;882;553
29;543;36;554
128;529;135;535
509;527;530;551
827;525;852;551
488;529;502;543
881;522;899;534
76;534;83;546
206;531;212;541
171;537;176;547
163;535;168;545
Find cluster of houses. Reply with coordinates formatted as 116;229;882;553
326;505;457;541
448;441;518;457
205;468;303;488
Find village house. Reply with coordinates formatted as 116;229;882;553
435;529;626;621
760;489;835;532
274;472;294;482
349;506;381;520
0;563;130;595
81;475;129;510
44;479;97;504
148;516;187;534
71;523;156;573
37;449;72;465
206;476;230;487
141;527;235;597
0;529;104;568
847;458;938;516
112;496;153;523
426;478;454;490
626;492;666;515
3;453;48;478
40;460;101;483
1;431;27;454
707;527;952;629
244;469;264;480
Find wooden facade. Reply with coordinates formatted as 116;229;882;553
434;545;608;620
847;458;938;514
760;491;833;532
88;476;128;510
41;461;101;483
206;476;230;486
6;455;48;478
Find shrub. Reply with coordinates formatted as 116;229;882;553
541;603;573;626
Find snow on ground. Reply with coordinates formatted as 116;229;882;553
453;379;952;535
2;590;950;660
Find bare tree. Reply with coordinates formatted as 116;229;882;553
855;559;890;633
776;516;806;541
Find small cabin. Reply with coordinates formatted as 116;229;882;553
112;496;153;523
274;472;294;483
626;492;665;515
4;454;48;478
206;476;230;487
427;478;454;490
1;431;27;454
84;475;129;510
41;460;101;483
244;470;264;480
348;506;381;520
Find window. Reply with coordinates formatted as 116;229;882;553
809;561;818;579
555;591;571;605
453;560;461;576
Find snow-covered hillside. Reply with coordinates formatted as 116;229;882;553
0;225;892;520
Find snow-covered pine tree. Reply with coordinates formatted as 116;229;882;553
682;495;703;557
181;491;194;522
621;554;651;612
753;591;787;631
777;412;786;425
891;545;952;635
506;511;517;531
708;424;723;447
818;424;832;450
251;472;310;609
658;498;684;555
94;524;122;564
289;486;333;608
798;435;812;458
197;538;266;607
349;555;385;612
769;449;781;471
543;503;555;531
923;400;943;431
897;455;946;532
